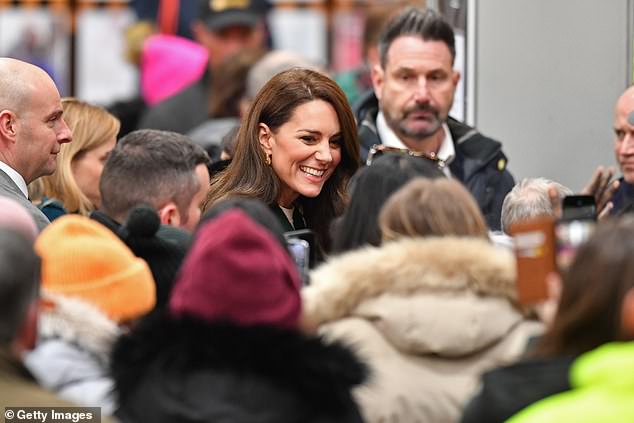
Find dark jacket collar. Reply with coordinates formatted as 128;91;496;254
112;313;367;413
354;90;506;178
89;210;122;232
612;177;634;215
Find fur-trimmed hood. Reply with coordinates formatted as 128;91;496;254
35;293;120;364
23;294;120;413
304;237;529;357
112;313;367;423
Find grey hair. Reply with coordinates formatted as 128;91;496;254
501;177;573;233
245;51;322;100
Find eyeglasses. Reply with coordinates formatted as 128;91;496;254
366;144;447;170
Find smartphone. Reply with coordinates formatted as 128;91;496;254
287;238;310;286
561;195;596;221
509;216;557;305
284;229;316;268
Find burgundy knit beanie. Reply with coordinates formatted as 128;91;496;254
169;209;301;329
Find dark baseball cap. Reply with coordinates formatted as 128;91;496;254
199;0;271;31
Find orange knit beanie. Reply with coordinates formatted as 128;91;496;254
35;215;156;323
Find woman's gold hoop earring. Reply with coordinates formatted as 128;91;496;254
265;154;272;166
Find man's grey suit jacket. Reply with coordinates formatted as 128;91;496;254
0;168;50;232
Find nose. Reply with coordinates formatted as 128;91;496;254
413;78;430;104
314;139;333;163
58;117;72;144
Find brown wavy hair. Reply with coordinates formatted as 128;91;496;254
536;217;634;357
203;68;360;252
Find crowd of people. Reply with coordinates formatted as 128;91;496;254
1;1;634;422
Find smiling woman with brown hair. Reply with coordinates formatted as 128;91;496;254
203;68;359;254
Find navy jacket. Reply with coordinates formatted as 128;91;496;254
355;91;515;230
612;177;634;215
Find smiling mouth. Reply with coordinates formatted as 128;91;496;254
300;166;325;177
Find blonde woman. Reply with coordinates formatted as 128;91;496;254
38;98;120;220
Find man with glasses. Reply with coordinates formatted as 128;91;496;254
355;7;514;230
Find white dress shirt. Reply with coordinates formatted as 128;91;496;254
376;111;455;177
0;161;28;198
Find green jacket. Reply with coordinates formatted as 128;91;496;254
508;342;634;423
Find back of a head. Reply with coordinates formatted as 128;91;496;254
501;177;573;233
209;48;265;118
379;7;455;68
60;98;121;153
169;209;302;329
119;205;192;309
100;129;209;222
332;153;444;253
380;177;489;241
200;197;287;250
245;50;322;101
537;216;634;357
0;228;39;345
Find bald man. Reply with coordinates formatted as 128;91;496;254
609;85;634;214
0;58;72;231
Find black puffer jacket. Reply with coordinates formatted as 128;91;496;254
111;313;368;423
460;356;574;423
354;91;515;230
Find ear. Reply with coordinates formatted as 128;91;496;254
0;110;18;142
451;70;461;89
258;123;274;156
371;64;385;101
158;202;181;227
621;288;634;337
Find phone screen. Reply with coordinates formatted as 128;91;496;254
561;195;597;221
287;238;310;286
284;229;317;268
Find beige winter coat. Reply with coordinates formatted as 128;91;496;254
303;237;543;423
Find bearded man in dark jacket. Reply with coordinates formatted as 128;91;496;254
358;7;514;230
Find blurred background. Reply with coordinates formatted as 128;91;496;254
0;0;464;112
1;0;633;190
